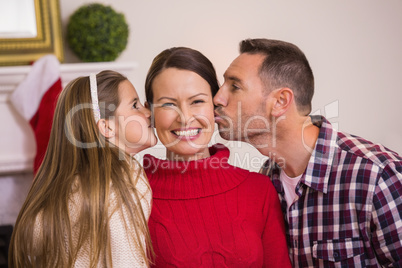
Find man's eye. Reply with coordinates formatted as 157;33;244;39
232;84;240;91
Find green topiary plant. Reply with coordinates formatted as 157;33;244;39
66;3;129;62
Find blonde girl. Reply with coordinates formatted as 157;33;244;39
9;70;157;267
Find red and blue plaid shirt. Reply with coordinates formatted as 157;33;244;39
260;116;402;267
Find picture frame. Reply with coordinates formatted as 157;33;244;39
0;0;64;66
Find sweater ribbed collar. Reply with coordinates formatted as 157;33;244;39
143;144;249;200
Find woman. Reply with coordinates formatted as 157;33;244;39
9;70;157;267
143;47;291;267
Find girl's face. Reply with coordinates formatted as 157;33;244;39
151;68;215;161
110;80;157;154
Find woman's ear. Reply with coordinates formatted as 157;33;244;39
270;88;294;117
97;119;115;139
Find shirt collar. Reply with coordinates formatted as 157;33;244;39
262;115;337;194
302;115;338;193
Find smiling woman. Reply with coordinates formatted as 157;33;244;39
0;0;63;65
142;47;292;267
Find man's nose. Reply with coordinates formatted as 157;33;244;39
213;87;227;107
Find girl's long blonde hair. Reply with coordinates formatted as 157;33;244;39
9;70;153;267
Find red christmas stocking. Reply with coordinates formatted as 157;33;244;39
10;55;62;175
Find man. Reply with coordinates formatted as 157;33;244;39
213;38;402;267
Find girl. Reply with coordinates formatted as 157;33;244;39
9;70;157;267
143;47;291;267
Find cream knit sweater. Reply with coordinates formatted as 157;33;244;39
33;171;152;267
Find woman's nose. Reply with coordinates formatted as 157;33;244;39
176;106;193;125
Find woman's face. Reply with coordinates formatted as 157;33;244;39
110;80;157;154
151;68;215;160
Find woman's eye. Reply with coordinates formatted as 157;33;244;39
192;99;205;104
161;103;174;107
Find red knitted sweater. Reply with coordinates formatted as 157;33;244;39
143;144;291;267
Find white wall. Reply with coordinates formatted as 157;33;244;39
61;0;402;171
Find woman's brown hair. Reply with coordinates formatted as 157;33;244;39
145;47;219;104
9;70;153;267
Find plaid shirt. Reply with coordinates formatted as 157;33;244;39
260;116;402;267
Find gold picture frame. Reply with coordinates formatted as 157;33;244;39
0;0;64;66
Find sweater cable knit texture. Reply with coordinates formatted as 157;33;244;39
143;144;291;267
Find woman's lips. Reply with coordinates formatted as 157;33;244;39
171;128;202;141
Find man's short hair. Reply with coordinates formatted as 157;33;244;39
240;38;314;115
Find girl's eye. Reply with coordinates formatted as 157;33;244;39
132;101;139;109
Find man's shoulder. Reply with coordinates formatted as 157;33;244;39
312;115;401;171
335;131;402;170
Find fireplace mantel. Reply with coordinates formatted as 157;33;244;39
0;61;137;174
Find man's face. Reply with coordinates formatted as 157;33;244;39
214;53;271;144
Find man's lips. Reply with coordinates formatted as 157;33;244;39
214;111;224;123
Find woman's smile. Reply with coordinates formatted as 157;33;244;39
172;128;201;138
